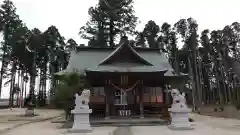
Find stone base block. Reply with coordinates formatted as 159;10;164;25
168;124;194;130
68;128;92;133
25;109;34;116
105;116;110;120
168;107;194;130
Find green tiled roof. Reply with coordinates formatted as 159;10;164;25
86;62;168;73
98;42;153;66
56;44;177;75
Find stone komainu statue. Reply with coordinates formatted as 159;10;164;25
74;89;90;109
170;89;187;108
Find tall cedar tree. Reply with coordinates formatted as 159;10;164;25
0;0;22;97
142;20;160;48
79;0;138;47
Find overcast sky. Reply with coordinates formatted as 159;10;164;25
1;0;240;98
13;0;240;45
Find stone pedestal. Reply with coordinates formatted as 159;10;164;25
68;89;92;133
25;108;34;116
68;109;92;133
168;107;193;130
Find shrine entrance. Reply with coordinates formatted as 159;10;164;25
114;90;131;116
110;76;140;117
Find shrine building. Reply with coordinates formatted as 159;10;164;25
57;38;186;118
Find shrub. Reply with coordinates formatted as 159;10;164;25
53;72;88;121
232;100;240;110
234;102;240;110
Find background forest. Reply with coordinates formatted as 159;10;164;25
0;0;240;109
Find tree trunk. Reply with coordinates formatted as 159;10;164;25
43;72;47;104
29;74;36;103
214;55;223;104
0;25;8;98
172;45;179;74
24;77;27;101
29;52;37;105
50;54;56;104
202;54;211;104
16;69;20;107
9;63;17;108
20;70;24;107
38;71;42;106
189;32;202;112
188;55;197;111
109;18;114;47
43;60;48;104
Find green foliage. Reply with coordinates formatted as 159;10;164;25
66;38;78;50
54;73;86;108
233;101;240;110
79;0;138;47
54;73;87;120
54;83;73;108
142;20;160;48
135;32;146;47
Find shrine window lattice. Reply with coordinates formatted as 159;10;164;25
142;87;163;103
91;87;105;96
114;90;128;105
143;87;162;96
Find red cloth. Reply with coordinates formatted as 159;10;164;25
151;96;157;103
157;95;163;103
90;96;105;103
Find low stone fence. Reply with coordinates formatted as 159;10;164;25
199;105;240;119
112;127;132;135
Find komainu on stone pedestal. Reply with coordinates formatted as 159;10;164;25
24;96;35;117
25;108;34;116
168;89;194;130
68;89;92;133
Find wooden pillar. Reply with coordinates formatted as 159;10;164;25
165;84;170;106
105;91;110;119
139;86;144;118
104;82;110;119
105;80;116;118
162;84;170;118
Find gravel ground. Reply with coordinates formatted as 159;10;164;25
0;108;63;134
2;111;240;135
132;114;240;135
1;120;117;135
132;125;239;135
1;121;64;135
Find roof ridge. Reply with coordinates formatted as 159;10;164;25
98;42;153;66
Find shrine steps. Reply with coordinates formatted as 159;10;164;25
59;117;168;129
90;117;168;126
